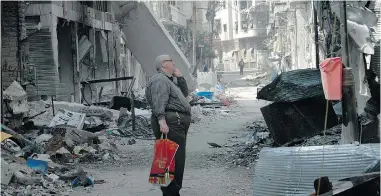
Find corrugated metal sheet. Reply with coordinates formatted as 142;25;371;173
253;144;380;196
257;69;323;102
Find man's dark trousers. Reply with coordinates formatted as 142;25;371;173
151;111;191;196
240;67;244;75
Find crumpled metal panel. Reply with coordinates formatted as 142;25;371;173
253;144;380;196
257;69;323;102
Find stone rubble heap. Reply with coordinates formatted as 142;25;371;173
1;81;236;195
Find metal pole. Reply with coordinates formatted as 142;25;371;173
51;95;55;116
1;79;3;124
340;1;359;144
131;91;135;134
313;0;320;68
200;46;203;66
192;2;197;68
209;1;216;72
294;9;298;69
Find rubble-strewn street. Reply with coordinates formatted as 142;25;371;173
2;0;380;196
1;71;267;196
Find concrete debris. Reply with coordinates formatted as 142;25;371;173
2;138;22;152
3;81;29;115
28;101;119;127
45;135;66;154
56;147;71;155
1;159;14;185
64;128;98;148
73;143;97;155
47;174;60;182
0;73;242;195
83;116;107;132
12;170;43;185
241;72;267;81
102;153;111;160
222;120;342;168
34;134;53;144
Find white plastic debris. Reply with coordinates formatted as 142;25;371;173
35;134;53;144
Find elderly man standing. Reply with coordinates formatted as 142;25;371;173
145;55;192;196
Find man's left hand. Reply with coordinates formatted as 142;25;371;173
173;68;182;77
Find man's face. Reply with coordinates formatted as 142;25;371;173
162;59;176;74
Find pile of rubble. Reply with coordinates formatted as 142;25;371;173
1;81;154;194
1;112;135;194
1;79;239;194
223;120;342;168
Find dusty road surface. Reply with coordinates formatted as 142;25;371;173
71;73;265;196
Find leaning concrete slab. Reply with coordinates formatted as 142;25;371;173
112;2;196;91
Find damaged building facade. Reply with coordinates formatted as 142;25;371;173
214;0;269;71
265;0;319;73
147;1;192;63
1;1;147;105
147;1;210;66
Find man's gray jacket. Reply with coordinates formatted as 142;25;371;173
145;71;191;121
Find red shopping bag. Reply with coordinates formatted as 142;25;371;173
148;134;178;187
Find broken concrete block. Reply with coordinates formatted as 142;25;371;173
3;81;29;115
13;170;42;185
56;147;71;155
47;173;60;182
73;144;97;155
45;135;66;154
34;134;53;144
64;128;98;148
48;109;86;130
1;138;22;152
260;96;338;145
83;116;107;133
1;159;14;185
102;153;110;160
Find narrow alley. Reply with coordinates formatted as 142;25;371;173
71;76;266;196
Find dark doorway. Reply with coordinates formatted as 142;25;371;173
57;19;74;101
